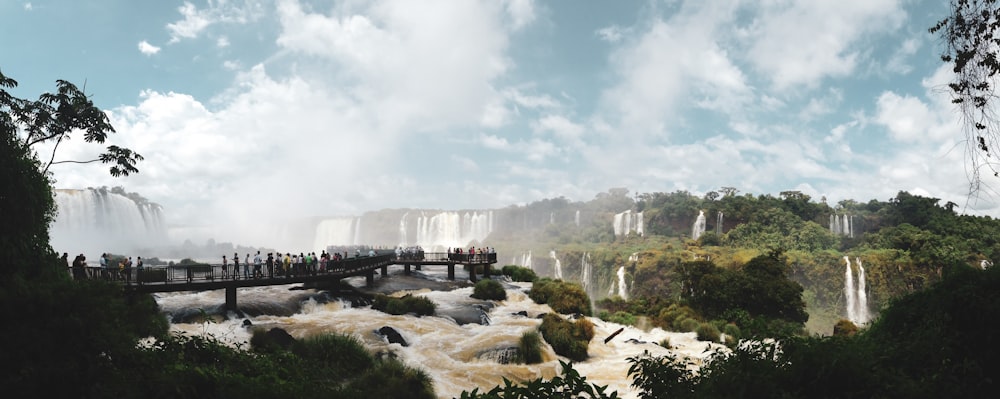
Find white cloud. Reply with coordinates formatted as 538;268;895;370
216;36;230;48
137;40;161;55
745;0;907;90
166;0;265;43
885;37;920;74
23;2;32;11
505;0;536;30
596;25;626;43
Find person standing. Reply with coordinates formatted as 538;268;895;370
99;253;108;280
266;253;274;278
253;251;262;279
233;253;240;280
136;256;144;284
222;255;229;279
124;256;133;284
244;253;251;279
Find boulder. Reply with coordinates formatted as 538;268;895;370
377;326;408;347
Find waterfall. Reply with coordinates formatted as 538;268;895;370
692;210;706;240
511;251;532;270
580;252;595;311
52;188;167;255
716;211;724;235
616;266;628;300
830;214;854;237
613;210;644;237
843;256;870;325
314;217;358;249
352;215;363;245
414;211;493;250
550;212;554;224
398;212;408;247
550;250;562;279
575;210;580;227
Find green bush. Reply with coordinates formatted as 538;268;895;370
292;334;374;375
832;319;859;337
604;311;637;326
518;331;543;364
372;294;436;316
529;279;592;316
657;304;699;330
677;317;700;332
471;279;507;300
696;322;721;342
345;358;435;399
722;323;741;341
539;313;594;361
501;265;538;282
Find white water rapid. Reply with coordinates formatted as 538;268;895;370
52;188;167;255
158;277;722;399
843;256;869;325
691;210;706;240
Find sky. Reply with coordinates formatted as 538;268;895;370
1;0;990;244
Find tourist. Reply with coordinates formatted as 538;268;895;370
266;253;274;278
283;253;291;277
222;255;228;278
253;251;262;279
136;256;144;284
124;256;133;284
233;253;240;280
99;253;108;280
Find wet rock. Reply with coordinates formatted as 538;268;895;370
476;347;520;364
377;326;409;347
263;327;296;350
242;319;253;327
512;310;529;317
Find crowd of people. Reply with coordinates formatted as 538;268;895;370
64;245;496;284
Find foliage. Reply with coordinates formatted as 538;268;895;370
291;333;375;376
344;357;436;399
600;310;637;326
530;278;593;315
501;264;539;281
459;360;617;399
0;69;142;177
539;313;595;361
695;322;721;343
930;1;1000;191
832;319;859;337
471;279;507;300
518;331;544;364
372;294;436;316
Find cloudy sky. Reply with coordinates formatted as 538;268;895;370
1;0;988;242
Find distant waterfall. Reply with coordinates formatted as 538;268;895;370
580;252;593;293
550;250;563;279
550;212;555;224
613;210;644;237
692;210;706;240
398;212;409;246
844;256;870;324
575;210;580;227
830;214;854;237
52;188;167;254
512;251;532;270
616;266;629;300
716;211;724;235
314;217;360;249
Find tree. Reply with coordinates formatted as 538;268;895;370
930;1;1000;197
0;69;142;177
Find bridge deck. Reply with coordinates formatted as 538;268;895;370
101;252;499;295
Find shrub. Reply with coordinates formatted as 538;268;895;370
372;294;436;316
539;313;594;361
677;317;701;332
471;279;507;301
657;304;699;330
832;319;859;337
606;311;637;326
293;333;374;375
529;279;592;316
659;338;672;349
345;358;436;399
501;265;538;282
518;331;543;364
722;323;741;341
696;322;721;342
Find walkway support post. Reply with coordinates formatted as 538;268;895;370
366;270;375;286
225;286;237;311
381;264;387;276
469;264;478;283
447;262;455;280
404;264;411;275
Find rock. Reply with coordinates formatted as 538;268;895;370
265;327;296;349
512;310;529;317
242;319;253;327
377;326;409;347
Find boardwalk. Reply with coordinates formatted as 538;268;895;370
79;251;499;310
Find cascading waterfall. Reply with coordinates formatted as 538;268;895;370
52;188;167;255
830;214;854;237
716;211;724;235
398;212;408;247
511;251;533;270
616;266;628;300
612;210;644;237
414;211;493;250
550;212;554;224
843;256;869;325
575;210;580;227
692;210;706;240
550;250;562;279
580;252;595;311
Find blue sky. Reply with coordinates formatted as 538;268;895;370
1;0;985;242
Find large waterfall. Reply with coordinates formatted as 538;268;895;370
313;210;494;251
575;210;580;227
692;210;706;240
52;188;167;255
716;211;724;235
844;256;870;324
613;210;643;237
